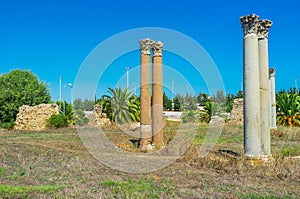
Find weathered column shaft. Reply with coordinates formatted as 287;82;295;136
152;41;164;147
258;19;272;155
269;68;276;131
139;38;154;148
240;14;262;157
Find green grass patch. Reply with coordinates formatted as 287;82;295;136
243;192;293;199
0;167;8;177
0;184;64;198
280;146;300;157
101;178;178;199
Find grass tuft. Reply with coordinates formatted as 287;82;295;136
101;178;178;199
0;184;64;198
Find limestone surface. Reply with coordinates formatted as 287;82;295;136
228;98;244;125
15;104;59;131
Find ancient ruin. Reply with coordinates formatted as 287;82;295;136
139;38;154;149
152;41;164;147
269;68;276;131
94;104;111;128
15;104;59;131
258;19;273;155
139;38;164;150
229;98;244;125
240;14;262;157
240;14;273;157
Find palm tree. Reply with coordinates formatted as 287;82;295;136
181;110;197;123
276;93;300;126
100;87;140;124
199;101;220;123
129;95;140;122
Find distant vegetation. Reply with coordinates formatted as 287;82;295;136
0;70;50;129
0;69;299;129
47;101;89;128
276;90;300;126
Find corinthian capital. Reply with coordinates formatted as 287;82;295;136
139;38;155;55
258;19;273;39
152;41;163;57
240;14;260;36
269;68;276;77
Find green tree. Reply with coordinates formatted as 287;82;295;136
83;99;95;111
225;93;235;112
99;87;140;124
73;98;84;110
173;94;184;111
163;92;172;110
276;93;300;126
173;96;181;111
214;90;225;106
97;97;112;120
197;92;210;106
235;90;243;98
0;69;51;129
74;98;94;111
185;94;197;110
287;87;299;95
73;109;89;126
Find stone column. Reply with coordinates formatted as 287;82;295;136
269;68;276;131
139;38;154;149
258;19;272;155
152;41;164;147
240;14;262;157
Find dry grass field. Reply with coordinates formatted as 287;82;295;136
0;122;299;198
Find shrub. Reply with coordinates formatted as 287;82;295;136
74;109;89;126
46;114;68;129
181;110;198;123
0;69;51;129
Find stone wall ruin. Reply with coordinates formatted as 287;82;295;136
15;104;59;131
228;98;244;125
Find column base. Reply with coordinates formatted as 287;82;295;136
245;154;274;166
140;143;155;152
140;124;152;150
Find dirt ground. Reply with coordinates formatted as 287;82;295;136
0;125;299;198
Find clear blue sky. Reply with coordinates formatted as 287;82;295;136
1;0;299;101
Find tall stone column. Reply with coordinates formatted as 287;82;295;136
139;38;154;149
240;14;262;157
258;19;272;155
269;68;276;131
152;41;164;147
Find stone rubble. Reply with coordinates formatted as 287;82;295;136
94;104;111;127
228;98;244;125
15;104;59;131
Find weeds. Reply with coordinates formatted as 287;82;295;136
0;185;64;198
0;124;299;198
101;178;178;199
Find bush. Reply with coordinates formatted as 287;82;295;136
181;110;198;123
0;70;51;129
46;114;68;129
74;109;89;126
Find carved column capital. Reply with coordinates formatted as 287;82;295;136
258;19;273;39
139;38;155;55
152;41;163;57
269;68;276;77
240;14;260;36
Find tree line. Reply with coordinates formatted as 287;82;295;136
0;69;299;129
